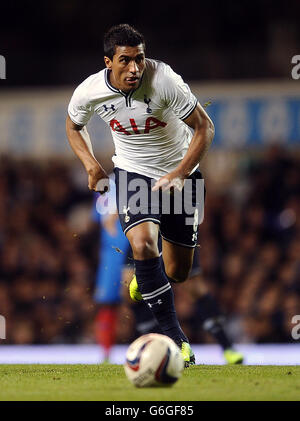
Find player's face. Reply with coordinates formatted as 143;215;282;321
104;44;145;92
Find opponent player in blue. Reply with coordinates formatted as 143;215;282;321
92;176;130;361
66;24;215;366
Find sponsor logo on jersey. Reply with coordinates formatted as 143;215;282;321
110;117;167;135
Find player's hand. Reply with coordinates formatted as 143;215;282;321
87;165;110;194
152;170;185;192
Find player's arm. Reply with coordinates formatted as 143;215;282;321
65;115;109;192
178;102;214;176
153;103;214;191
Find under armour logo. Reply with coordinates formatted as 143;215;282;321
123;205;130;223
144;95;152;114
148;299;162;308
103;104;116;112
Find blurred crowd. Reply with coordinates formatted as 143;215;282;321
0;158;98;344
176;145;300;344
0;145;299;345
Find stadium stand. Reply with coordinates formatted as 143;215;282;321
0;144;298;345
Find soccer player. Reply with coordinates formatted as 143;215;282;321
66;24;215;367
130;245;244;364
92;176;160;361
93;180;243;364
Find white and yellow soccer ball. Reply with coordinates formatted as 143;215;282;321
124;333;184;387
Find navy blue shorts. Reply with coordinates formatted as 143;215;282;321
114;168;205;248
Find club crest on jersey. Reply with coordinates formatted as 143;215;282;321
144;95;152;114
103;104;115;112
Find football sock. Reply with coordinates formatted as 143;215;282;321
95;307;117;360
196;293;232;350
131;301;162;335
134;257;188;347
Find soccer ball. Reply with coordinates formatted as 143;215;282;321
124;333;184;387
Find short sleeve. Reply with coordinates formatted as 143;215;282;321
68;84;94;126
160;63;198;120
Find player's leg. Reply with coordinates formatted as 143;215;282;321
122;266;161;336
129;235;194;293
160;239;243;364
114;167;193;365
161;239;194;283
156;239;196;364
95;304;117;362
159;168;204;284
173;247;243;364
131;301;162;336
153;169;205;364
190;273;244;364
126;221;190;352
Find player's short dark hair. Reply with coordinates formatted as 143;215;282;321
103;24;145;59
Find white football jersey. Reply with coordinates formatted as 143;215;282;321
68;59;198;179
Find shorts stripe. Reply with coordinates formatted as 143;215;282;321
141;283;171;300
124;218;160;235
161;235;196;248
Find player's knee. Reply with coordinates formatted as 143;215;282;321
130;235;158;260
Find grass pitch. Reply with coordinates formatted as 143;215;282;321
0;364;299;401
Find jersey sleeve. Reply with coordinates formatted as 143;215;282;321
160;63;198;120
68;84;94;126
